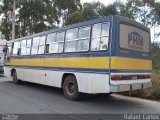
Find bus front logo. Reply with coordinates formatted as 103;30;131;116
128;32;144;51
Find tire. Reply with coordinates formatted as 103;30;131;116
63;75;80;100
12;70;21;84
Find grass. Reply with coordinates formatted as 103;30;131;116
122;72;160;101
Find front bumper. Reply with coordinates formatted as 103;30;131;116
110;82;152;92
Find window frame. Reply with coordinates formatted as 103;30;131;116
37;35;46;55
118;22;150;53
19;39;32;56
64;25;91;53
65;28;78;53
45;31;65;54
31;35;46;55
90;21;110;52
12;41;21;56
10;21;111;56
76;26;91;52
31;37;40;55
21;39;27;56
26;39;32;56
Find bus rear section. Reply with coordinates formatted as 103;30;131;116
109;16;152;93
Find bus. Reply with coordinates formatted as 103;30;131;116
0;40;7;73
4;15;152;100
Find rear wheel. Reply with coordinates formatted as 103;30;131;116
12;70;21;84
63;75;80;100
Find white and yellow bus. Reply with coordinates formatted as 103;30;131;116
4;16;152;100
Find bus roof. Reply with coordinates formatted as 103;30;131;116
9;15;149;42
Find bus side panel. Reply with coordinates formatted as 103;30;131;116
79;73;110;93
13;67;110;93
0;54;5;72
4;66;12;77
17;68;46;84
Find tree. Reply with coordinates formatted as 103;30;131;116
17;0;58;37
65;2;104;25
65;1;134;25
126;0;155;27
54;0;82;25
152;42;160;70
0;0;13;40
154;2;160;36
65;11;82;25
0;0;83;39
0;0;60;39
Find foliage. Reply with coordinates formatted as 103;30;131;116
126;0;156;27
65;11;82;25
131;72;160;101
154;2;160;24
0;0;160;40
65;1;133;25
0;0;13;40
152;42;160;71
17;0;58;37
54;0;82;25
0;0;81;39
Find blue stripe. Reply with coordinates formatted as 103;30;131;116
110;69;152;73
11;52;110;59
5;65;151;73
11;52;151;60
5;65;109;73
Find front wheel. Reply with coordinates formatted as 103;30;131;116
63;75;80;100
12;70;21;84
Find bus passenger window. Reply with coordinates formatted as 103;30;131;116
65;41;76;52
13;42;21;56
66;28;78;40
38;36;46;54
46;33;56;53
92;23;101;37
46;32;64;53
77;26;90;51
56;32;64;53
91;22;110;51
65;28;78;52
101;23;110;36
21;40;26;55
26;39;32;55
31;37;39;54
47;33;56;43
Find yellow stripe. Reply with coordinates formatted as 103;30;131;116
6;57;152;70
6;57;109;69
60;57;109;69
111;57;152;70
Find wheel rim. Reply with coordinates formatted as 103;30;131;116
66;81;75;95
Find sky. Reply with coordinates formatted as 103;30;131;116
81;0;160;42
81;0;127;5
81;0;160;5
0;0;160;41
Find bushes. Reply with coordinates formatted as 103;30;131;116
122;72;160;101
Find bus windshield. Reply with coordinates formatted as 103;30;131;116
119;24;150;53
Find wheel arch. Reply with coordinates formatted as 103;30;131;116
11;68;16;76
61;73;77;87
